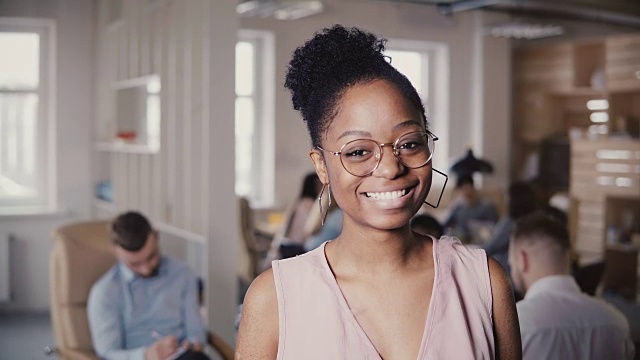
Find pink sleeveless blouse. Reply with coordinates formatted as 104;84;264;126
271;237;495;359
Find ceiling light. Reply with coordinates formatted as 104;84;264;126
590;112;609;123
485;23;564;40
237;0;324;20
586;99;609;111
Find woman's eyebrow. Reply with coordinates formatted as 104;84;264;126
335;120;422;141
337;130;372;141
393;119;423;131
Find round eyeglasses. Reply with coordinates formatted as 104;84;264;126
317;131;437;177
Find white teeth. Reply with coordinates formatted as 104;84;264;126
365;189;406;200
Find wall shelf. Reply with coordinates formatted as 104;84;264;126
551;87;607;97
95;142;159;154
93;198;117;213
112;74;160;90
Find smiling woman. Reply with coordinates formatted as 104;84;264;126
235;25;521;360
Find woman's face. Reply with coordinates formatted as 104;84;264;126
310;79;433;231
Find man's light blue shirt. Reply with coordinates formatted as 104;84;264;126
87;257;206;360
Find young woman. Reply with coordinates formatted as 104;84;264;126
236;25;521;360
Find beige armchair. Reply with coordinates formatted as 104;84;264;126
238;198;272;281
49;220;234;360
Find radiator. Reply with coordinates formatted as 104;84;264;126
0;233;11;302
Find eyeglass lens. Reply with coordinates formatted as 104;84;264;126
339;132;434;176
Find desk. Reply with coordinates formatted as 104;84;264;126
253;209;285;237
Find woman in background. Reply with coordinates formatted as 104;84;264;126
236;25;520;359
266;173;322;261
281;173;322;245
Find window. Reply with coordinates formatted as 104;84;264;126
385;49;429;101
0;18;55;212
235;30;275;207
386;40;450;169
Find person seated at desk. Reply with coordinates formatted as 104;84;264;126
278;172;322;258
443;174;498;242
483;181;537;274
509;213;634;360
88;211;209;360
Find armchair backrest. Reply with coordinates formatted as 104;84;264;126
238;197;257;252
50;220;115;359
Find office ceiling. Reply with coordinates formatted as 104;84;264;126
378;0;640;28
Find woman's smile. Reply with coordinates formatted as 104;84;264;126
361;185;417;210
364;188;407;200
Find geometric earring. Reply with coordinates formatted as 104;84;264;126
424;168;448;208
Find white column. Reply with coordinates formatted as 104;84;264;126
204;0;239;345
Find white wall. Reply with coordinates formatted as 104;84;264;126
0;0;94;311
470;12;512;192
240;0;513;208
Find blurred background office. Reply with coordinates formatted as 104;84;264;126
1;0;639;359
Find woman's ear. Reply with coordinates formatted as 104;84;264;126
310;149;329;184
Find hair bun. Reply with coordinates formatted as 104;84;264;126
285;25;387;114
284;24;424;148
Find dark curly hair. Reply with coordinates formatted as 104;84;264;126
111;211;153;251
284;25;427;148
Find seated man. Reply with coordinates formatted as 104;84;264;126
509;213;634;360
88;211;209;360
443;174;498;242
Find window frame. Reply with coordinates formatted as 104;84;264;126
236;29;275;208
0;17;56;213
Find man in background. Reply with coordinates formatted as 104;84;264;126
443;174;498;242
88;211;209;360
483;181;538;274
509;213;634;360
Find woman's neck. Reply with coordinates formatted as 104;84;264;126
328;220;429;277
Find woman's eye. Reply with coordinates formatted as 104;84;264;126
398;142;419;150
345;149;369;157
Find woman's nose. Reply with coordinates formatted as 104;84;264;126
373;144;404;179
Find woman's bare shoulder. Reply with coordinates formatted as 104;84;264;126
245;268;278;308
487;257;512;298
487;257;522;360
236;269;279;359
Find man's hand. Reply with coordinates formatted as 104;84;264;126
181;339;203;352
145;335;178;360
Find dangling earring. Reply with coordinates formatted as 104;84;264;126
318;183;332;225
424;168;448;208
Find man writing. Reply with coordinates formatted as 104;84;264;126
509;213;634;359
88;211;209;360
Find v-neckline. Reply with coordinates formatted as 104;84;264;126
319;238;439;360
